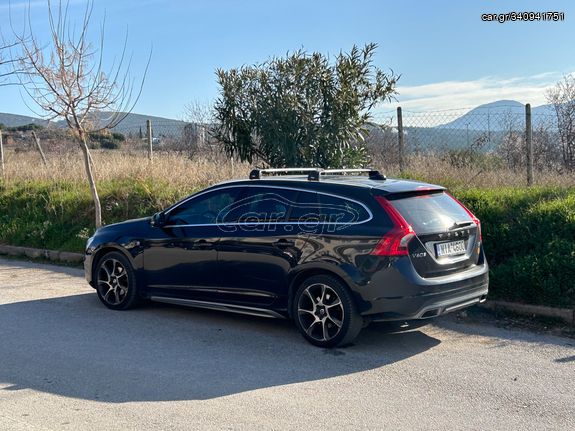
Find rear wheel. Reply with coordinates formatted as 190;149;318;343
95;251;139;310
293;275;363;348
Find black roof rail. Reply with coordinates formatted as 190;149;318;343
249;167;386;181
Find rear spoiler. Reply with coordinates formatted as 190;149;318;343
372;185;445;200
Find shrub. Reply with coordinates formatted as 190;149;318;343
88;131;124;149
455;187;575;308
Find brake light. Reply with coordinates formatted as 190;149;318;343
447;193;482;241
372;196;415;256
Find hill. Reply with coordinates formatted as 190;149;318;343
0;113;49;128
437;100;556;131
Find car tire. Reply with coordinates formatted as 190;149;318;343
95;251;140;310
293;274;363;348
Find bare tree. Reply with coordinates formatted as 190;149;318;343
0;35;22;86
497;110;524;170
179;100;215;158
546;75;575;170
0;35;22;178
13;0;149;227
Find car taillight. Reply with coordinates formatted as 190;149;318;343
372;196;415;256
447;193;482;241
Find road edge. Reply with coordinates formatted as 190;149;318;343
0;244;83;264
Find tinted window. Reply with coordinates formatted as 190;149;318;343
288;191;369;224
390;192;472;233
222;187;298;223
317;193;369;224
168;188;242;225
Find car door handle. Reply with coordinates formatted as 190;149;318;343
273;239;295;248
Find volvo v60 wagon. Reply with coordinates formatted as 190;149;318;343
85;168;488;347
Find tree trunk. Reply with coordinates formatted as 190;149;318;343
79;132;102;228
0;129;4;179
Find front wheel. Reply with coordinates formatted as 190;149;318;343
95;251;140;310
293;275;363;348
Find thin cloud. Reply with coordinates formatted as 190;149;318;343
387;72;567;112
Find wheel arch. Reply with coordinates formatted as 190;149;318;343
91;245;136;281
287;265;355;318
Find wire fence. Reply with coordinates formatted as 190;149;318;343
1;103;572;186
367;104;568;183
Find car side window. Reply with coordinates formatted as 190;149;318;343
288;192;369;224
223;187;298;223
317;193;370;224
287;191;319;222
167;188;242;225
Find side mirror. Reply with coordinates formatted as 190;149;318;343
150;211;166;227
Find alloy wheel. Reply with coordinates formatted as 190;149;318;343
297;283;345;342
97;258;129;306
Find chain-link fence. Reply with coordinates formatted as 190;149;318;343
1;103;572;186
368;104;568;184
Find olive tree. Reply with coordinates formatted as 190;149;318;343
13;0;148;227
212;43;398;168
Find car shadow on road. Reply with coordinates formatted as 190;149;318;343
0;293;439;402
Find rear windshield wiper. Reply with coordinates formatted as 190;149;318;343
449;220;474;230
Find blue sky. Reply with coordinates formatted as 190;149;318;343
1;0;574;119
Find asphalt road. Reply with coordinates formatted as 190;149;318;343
0;257;573;431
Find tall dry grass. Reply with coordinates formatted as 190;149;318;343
3;148;575;190
2;149;247;189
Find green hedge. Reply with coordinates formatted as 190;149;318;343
0;179;196;253
0;180;573;308
457;188;575;308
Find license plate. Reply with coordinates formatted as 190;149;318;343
436;240;466;257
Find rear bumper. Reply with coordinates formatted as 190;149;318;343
359;260;489;321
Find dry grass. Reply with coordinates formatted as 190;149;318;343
2;149;247;189
397;154;575;189
2;148;575;190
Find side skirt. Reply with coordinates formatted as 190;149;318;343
150;296;287;319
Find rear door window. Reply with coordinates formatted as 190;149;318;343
389;192;472;234
223;187;299;223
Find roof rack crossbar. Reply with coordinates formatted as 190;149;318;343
318;169;386;181
249;168;321;180
249;167;385;181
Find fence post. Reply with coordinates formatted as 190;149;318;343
146;119;153;162
525;103;533;186
0;129;4;179
31;131;48;168
397;107;405;174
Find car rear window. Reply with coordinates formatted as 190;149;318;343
389;192;472;234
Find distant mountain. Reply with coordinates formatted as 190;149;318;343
437;100;557;131
0;111;186;136
0;113;49;128
90;112;188;135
